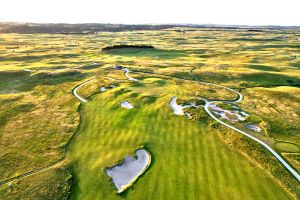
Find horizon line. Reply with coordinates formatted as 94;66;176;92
1;21;300;28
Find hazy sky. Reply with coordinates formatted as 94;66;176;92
1;0;300;25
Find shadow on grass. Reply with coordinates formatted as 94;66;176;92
248;64;282;72
0;102;35;128
0;53;80;62
103;48;187;59
248;44;300;50
78;63;104;70
230;37;282;42
289;62;300;69
140;96;157;104
173;71;300;87
0;70;86;93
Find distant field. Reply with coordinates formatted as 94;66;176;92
0;27;299;199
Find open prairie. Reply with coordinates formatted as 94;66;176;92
0;27;299;199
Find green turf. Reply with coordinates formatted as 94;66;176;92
103;48;187;59
67;80;292;200
275;142;300;153
1;28;300;199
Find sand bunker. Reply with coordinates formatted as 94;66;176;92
100;84;116;92
247;124;262;132
121;100;134;109
209;103;247;123
169;96;192;115
106;149;151;193
100;87;107;92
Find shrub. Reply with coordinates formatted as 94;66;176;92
247;115;262;123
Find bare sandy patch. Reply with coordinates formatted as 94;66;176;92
106;149;151;193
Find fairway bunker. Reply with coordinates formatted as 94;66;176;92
120;100;134;109
100;84;116;92
106;149;151;193
209;103;247;123
247;124;262;132
169;96;192;115
100;86;107;92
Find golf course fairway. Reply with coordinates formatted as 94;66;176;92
66;78;292;200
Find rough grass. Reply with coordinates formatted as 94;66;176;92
0;166;72;199
241;86;300;143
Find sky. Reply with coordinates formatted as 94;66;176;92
1;0;300;26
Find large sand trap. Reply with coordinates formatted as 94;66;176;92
106;149;151;193
209;103;246;122
169;96;191;115
121;100;134;109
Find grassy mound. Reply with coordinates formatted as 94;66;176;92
275;142;300;153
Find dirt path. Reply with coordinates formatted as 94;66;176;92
72;78;96;103
0;158;64;186
122;68;138;81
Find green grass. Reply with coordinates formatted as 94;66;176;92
67;80;292;200
0;28;299;199
275;142;300;153
103;48;187;59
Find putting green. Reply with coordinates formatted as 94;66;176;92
275;142;300;153
67;79;292;200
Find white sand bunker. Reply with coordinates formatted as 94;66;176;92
247;124;262;132
100;85;116;92
209;103;247;123
121;100;134;109
100;87;107;92
106;149;151;193
169;96;192;115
